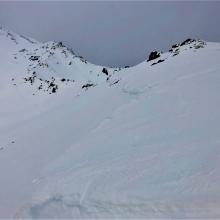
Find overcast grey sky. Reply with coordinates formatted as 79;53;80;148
0;1;220;67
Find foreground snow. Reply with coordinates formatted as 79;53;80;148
0;28;220;218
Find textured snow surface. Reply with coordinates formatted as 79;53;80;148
0;28;220;218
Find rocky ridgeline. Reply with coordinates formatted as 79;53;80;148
169;38;206;56
9;33;207;95
147;38;206;66
15;41;90;94
13;39;126;94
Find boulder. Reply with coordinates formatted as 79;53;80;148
102;68;108;75
147;51;160;62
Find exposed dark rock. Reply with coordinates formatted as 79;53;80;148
147;51;160;62
102;68;108;75
151;59;165;66
180;38;195;46
173;48;180;56
57;42;64;47
51;86;58;93
82;83;94;89
157;59;164;63
49;81;55;88
193;40;205;49
110;80;120;86
24;73;36;85
38;84;43;90
172;44;179;48
29;56;40;61
67;79;74;83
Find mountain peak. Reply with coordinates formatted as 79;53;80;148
0;29;211;96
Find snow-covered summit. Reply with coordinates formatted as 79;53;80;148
0;27;117;94
1;28;220;218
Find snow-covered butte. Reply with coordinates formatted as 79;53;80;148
0;27;220;218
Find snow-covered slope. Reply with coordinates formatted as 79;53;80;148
1;27;220;218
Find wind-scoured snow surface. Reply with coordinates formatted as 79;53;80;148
0;27;220;218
